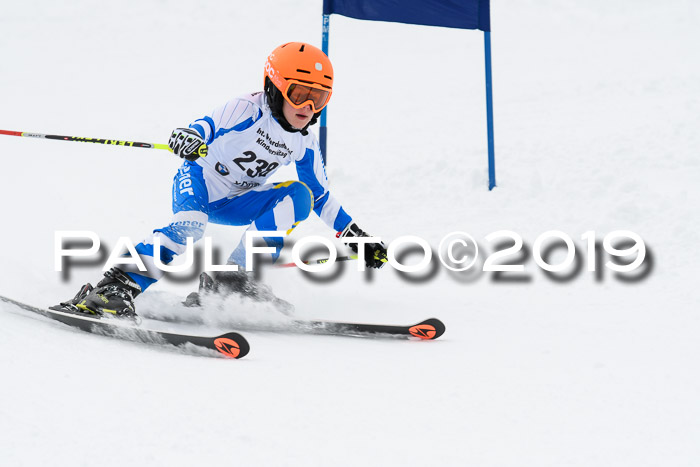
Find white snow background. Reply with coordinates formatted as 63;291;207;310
1;0;699;466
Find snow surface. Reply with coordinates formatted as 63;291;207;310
1;1;700;466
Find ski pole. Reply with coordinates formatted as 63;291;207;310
276;255;358;269
0;129;171;151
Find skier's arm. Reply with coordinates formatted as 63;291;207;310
188;98;263;145
294;141;352;232
295;141;387;269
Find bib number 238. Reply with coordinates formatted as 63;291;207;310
233;151;278;178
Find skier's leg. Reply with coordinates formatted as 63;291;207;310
120;161;210;291
61;161;212;317
210;180;314;268
190;180;313;312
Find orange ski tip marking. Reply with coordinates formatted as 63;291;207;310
409;324;437;340
214;337;241;358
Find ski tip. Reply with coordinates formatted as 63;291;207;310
409;318;446;340
214;332;250;359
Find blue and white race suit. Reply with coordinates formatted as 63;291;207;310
122;91;352;291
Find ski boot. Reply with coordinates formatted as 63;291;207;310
60;268;142;320
184;269;294;315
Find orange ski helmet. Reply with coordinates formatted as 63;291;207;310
264;42;333;113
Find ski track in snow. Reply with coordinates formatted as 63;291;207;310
1;1;699;466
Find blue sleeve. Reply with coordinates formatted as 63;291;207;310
295;143;352;232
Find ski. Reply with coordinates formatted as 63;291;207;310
45;306;250;358
285;317;445;339
0;295;249;359
3;293;444;348
142;310;446;340
0;295;46;316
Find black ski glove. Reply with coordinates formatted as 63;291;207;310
169;128;208;161
339;222;388;269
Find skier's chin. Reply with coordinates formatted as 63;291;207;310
289;115;311;129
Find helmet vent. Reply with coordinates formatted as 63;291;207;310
296;69;311;74
299;44;305;52
324;75;332;80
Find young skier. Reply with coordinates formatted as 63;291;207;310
59;42;387;318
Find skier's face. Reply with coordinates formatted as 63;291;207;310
282;100;313;129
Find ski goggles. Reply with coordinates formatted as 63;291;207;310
283;80;332;113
